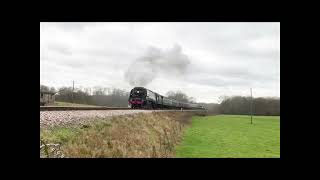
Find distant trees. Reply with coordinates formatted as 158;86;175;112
219;96;280;116
40;84;129;106
50;87;56;93
253;97;280;116
56;87;74;103
198;103;220;115
40;84;280;115
40;84;56;93
40;84;50;92
91;88;129;107
54;86;129;107
166;90;195;103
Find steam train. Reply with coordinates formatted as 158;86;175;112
128;87;204;110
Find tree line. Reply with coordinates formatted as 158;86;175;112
40;84;280;115
40;85;198;107
218;96;280;116
41;85;130;107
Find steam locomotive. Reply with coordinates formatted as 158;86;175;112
128;87;204;110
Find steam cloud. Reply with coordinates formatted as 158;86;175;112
124;44;191;87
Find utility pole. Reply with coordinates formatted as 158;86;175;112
250;88;253;124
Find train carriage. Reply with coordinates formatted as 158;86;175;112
128;87;205;110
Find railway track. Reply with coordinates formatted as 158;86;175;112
40;107;206;128
40;106;205;111
40;106;131;111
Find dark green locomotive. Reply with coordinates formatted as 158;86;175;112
128;87;204;110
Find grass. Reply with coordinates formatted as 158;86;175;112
175;115;280;158
41;127;82;144
53;101;98;107
40;112;193;158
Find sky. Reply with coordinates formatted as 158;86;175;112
40;22;280;103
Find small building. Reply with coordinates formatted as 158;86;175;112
40;91;56;106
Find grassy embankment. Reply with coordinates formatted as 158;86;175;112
40;112;195;158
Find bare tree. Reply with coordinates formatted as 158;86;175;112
166;90;191;103
50;87;56;93
40;84;50;91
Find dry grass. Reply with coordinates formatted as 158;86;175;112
40;111;196;158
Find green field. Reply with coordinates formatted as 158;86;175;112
175;115;280;158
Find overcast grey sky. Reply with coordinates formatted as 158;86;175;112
40;22;280;103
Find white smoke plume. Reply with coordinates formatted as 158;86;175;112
124;44;191;87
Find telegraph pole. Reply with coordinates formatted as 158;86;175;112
250;88;253;124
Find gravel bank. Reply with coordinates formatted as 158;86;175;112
40;110;152;128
